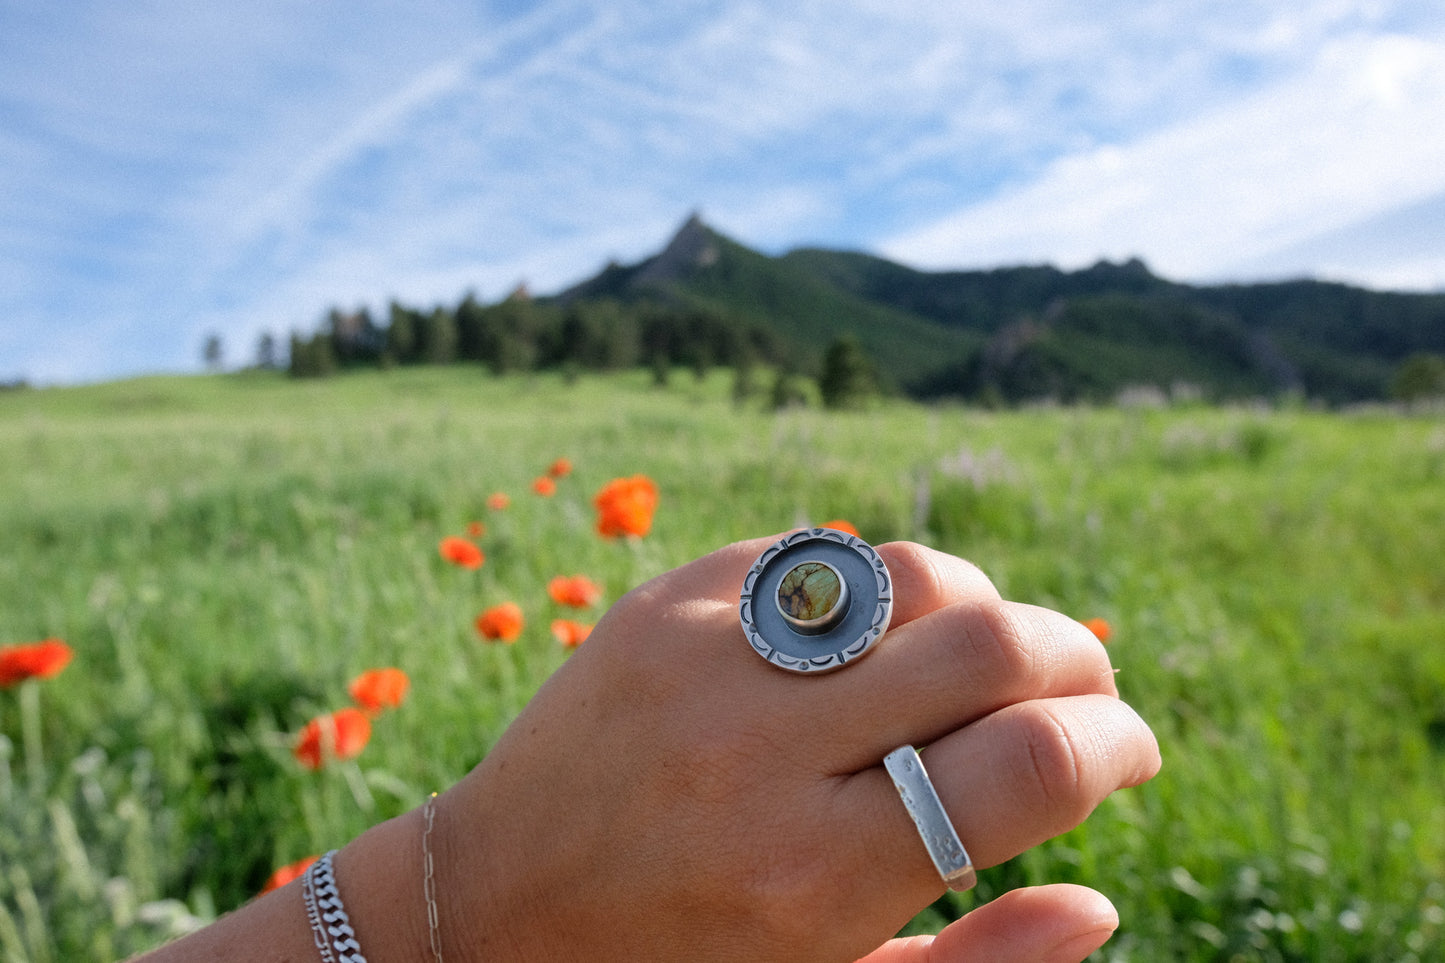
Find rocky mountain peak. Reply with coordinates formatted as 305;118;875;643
634;211;720;286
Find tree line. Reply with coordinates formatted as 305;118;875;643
272;292;882;409
230;270;1445;408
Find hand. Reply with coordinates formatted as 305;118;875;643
427;535;1161;961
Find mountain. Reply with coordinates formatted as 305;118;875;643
553;214;1445;403
556;214;977;389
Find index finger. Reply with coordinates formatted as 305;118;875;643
622;535;1000;626
877;541;1002;626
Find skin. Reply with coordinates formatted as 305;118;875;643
140;536;1160;962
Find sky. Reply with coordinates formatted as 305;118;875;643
2;1;1443;384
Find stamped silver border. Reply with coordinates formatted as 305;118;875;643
739;528;892;674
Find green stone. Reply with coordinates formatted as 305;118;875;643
777;561;843;623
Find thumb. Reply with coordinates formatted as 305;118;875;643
856;885;1119;963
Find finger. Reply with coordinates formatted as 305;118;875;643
620;536;998;642
593;535;991;688
666;537;999;621
822;599;1120;767
840;695;1160;903
855;884;1115;960
928;885;1118;963
856;885;1118;963
875;541;1002;626
603;536;999;680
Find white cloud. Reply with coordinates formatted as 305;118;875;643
880;32;1445;288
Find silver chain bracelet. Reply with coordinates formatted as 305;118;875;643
302;850;368;963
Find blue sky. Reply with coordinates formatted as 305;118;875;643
3;1;1443;384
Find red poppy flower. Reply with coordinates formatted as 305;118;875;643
820;519;860;537
593;475;659;538
532;477;557;497
0;639;74;688
293;708;372;770
260;855;318;894
439;536;484;569
1081;617;1113;643
547;575;603;608
475;602;525;642
348;668;410;715
466;521;486;538
486;492;511;511
550;619;593;648
547;457;573;479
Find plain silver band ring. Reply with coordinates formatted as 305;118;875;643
883;745;977;892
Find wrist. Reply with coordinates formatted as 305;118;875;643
425;780;565;962
331;806;433;961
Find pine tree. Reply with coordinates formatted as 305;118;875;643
818;336;878;409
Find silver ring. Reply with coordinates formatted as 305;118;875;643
739;528;892;674
883;745;976;891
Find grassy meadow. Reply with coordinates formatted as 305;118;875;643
2;367;1443;961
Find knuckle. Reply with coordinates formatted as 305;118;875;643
881;541;998;617
1010;701;1090;824
954;600;1041;685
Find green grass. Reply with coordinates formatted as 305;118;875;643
2;368;1443;960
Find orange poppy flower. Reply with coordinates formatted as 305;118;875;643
293;708;372;770
486;492;511;511
0;638;74;688
1081;617;1113;643
593;475;659;538
475;602;525;642
348;668;410;715
466;521;486;538
547;457;573;479
532;476;557;497
438;536;484;570
261;855;318;894
550;619;593;648
820;519;860;537
547;575;603;608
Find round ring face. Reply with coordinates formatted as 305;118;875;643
740;528;892;673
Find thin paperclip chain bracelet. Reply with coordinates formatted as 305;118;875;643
423;793;445;962
302;850;368;963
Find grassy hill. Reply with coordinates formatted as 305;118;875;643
551;216;1445;403
3;368;1444;959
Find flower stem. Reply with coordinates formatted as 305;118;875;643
19;680;44;793
342;761;374;812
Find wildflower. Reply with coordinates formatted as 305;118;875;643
593;475;659;538
466;521;485;538
547;457;573;479
551;619;593;648
0;639;74;688
548;575;603;608
820;519;860;537
261;855;318;894
348;668;410;715
1082;617;1113;643
294;708;372;770
532;476;557;497
475;602;525;642
439;536;484;569
486;492;511;511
